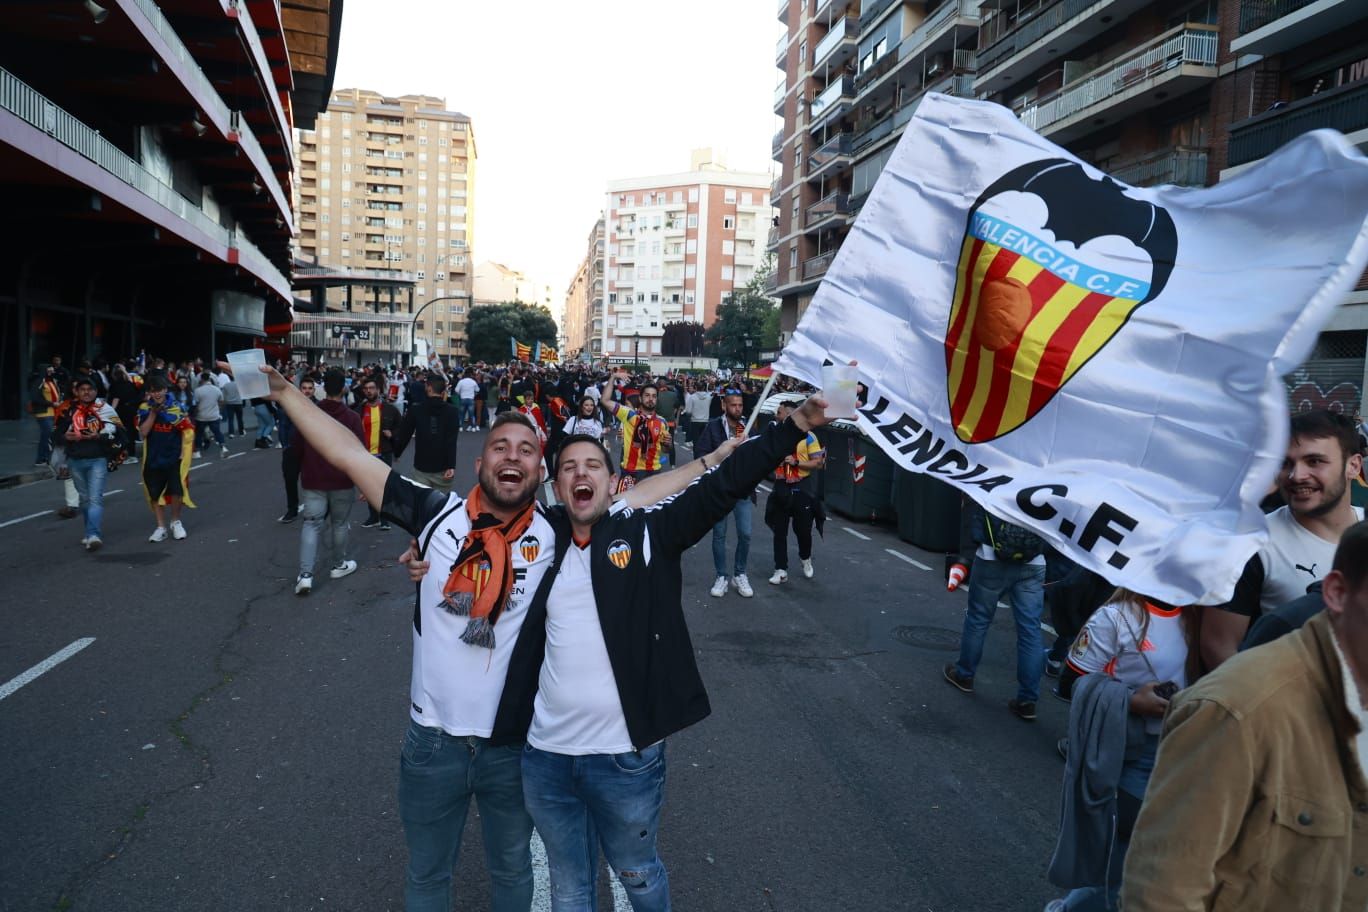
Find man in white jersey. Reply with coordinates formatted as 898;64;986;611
257;367;731;912
1202;410;1365;670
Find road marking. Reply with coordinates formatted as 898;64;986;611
0;510;53;529
227;452;244;460
605;863;630;911
842;527;871;541
106;489;124;496
188;462;211;472
758;484;772;494
531;832;550;912
0;638;96;702
1042;622;1058;637
885;549;933;571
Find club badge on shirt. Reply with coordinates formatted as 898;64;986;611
1070;629;1091;661
607;540;632;569
520;534;541;563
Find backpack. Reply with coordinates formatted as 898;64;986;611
980;512;1045;562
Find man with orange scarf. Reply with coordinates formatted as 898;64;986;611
354;376;399;531
256;363;734;912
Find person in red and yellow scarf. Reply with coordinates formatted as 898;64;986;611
138;375;196;543
601;370;671;492
354;376;400;530
30;366;62;466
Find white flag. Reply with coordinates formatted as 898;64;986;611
776;93;1368;605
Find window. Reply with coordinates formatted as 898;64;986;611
789;245;798;268
434;287;445;297
799;39;807;65
687;213;698;228
322;214;331;224
321;178;331;191
685;291;695;305
650;293;659;303
321;247;330;257
342;198;350;208
686;239;697;254
341;248;350;258
341;232;351;241
417;220;426;231
419;120;427;131
341;181;351;191
418;136;428;145
672;190;683;203
722;265;734;280
342;146;351;157
416;270;426;279
418;203;428;213
722;239;735;254
723;216;735;230
742;192;753;206
688;188;699;203
724;188;737;204
685;264;696;278
626;195;635;207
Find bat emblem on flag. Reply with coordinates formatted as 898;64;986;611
607;539;632;570
945;159;1177;444
520;535;541;563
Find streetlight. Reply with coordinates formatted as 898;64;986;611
741;333;752;381
410;294;468;365
633;331;641;373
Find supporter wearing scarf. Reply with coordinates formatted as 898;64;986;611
438;486;535;649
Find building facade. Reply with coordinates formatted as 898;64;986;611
0;0;341;418
562;218;605;361
294;89;476;361
473;261;553;310
769;0;1368;415
603;151;772;364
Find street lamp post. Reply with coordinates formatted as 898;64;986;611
633;331;641;372
409;295;467;366
742;333;752;381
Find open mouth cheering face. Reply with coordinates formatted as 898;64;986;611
477;426;543;511
555;441;615;526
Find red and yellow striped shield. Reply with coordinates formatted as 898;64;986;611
463;558;492;596
945;212;1150;444
607;540;632;570
520;535;541;563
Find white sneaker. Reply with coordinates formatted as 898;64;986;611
801;559;814;579
709;576;729;598
329;559;358;579
769;569;788;585
734;574;754;598
124;455;139;465
220;446;229;457
80;535;91;547
295;572;313;595
85;536;102;552
192;450;203;460
148;526;168;543
170;520;187;540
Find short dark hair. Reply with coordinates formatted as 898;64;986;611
361;377;379;389
490;411;536;436
148;375;170;392
640;383;658;395
323;369;346;397
1335;520;1368;590
556;433;614;471
426;374;447;394
1290;410;1361;463
73;376;94;389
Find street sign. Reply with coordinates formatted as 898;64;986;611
330;325;371;341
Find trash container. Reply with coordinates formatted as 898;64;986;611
821;423;895;523
894;470;963;553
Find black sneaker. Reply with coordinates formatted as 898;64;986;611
277;511;297;524
379;521;392;531
1045;656;1063;678
360;517;381;529
942;663;974;694
1008;698;1038;721
1052;683;1073;704
1057;737;1069;761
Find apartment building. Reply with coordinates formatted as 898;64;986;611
769;0;1368;414
563;218;605;361
0;0;341;418
295;89;477;360
473;261;554;310
603;151;772;363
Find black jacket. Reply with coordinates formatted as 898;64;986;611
490;415;808;749
393;396;460;473
693;414;744;460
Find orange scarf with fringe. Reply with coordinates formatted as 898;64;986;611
438;486;535;649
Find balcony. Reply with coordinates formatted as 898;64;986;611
618;247;637;263
807;133;853;180
664;246;685;261
776;33;789;67
664;220;686;236
804;191;851;230
775;80;787;114
859;0;901;31
1232;0;1364;55
803;251;837;281
852;74;975;153
974;0;1151;90
809;76;856;131
778;0;788;21
771;176;783;206
1108;146;1209;188
1018;25;1219;142
815;0;856;19
763;271;780;295
814;17;859;71
856;0;980;99
773;128;785;157
767;226;780;249
1227;81;1368;167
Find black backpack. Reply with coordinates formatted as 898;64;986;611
980;512;1045;562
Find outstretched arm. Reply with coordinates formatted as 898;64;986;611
257;366;387;507
618;436;742;508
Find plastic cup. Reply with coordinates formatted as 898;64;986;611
821;363;859;419
227;348;270;399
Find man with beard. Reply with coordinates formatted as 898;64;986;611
1202;410;1365;669
255;364;732;912
355;376;400;531
602;371;672;492
695;388;756;598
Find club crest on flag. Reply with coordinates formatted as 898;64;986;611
474;558;491;594
520;534;541;563
607;539;632;569
945;159;1177;444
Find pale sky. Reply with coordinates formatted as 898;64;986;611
333;0;781;313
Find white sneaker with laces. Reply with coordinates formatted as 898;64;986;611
170;520;187;540
768;570;787;585
734;574;754;598
330;559;358;579
801;559;814;579
221;445;229;457
85;536;102;552
295;573;313;595
148;526;168;543
709;576;728;598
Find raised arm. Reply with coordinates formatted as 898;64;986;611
617;436;742;508
258;366;388;507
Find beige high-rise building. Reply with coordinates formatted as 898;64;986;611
295;88;477;359
563;218;604;361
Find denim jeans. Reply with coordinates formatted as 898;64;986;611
522;743;670;912
35;416;53;463
68;457;108;539
954;558;1046;703
299;487;353;574
397;722;533;912
253;402;276;441
223;403;245;436
194;418;224;450
711;498;752;577
459;398;476;427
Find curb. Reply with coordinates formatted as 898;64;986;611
0;468;54;491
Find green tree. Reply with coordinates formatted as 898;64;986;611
465;301;559;364
704;270;779;367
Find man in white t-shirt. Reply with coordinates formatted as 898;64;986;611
1202;410;1365;669
455;371;480;432
260;370;721;912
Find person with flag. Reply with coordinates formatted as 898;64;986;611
354;376;400;531
30;364;62;466
601;370;672;493
766;399;826;585
55;375;125;551
138;375;195;543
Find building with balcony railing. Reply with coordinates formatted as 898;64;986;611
563;218;605;361
0;0;341;418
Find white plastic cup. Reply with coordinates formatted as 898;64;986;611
227;348;269;399
821;363;859;419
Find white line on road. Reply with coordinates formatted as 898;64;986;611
758;484;772;494
188;462;211;472
885;549;933;571
0;510;52;529
227;452;244;460
1042;622;1058;637
0;638;96;702
531;832;551;912
605;863;630;911
842;527;871;541
106;489;123;496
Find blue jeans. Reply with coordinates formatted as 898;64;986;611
195;418;224;449
254;403;276;441
35;416;53;463
224;403;245;436
299;488;353;574
397;722;533;912
954;558;1046;703
459;398;476;427
68;457;108;539
711;498;752;577
522;743;670;912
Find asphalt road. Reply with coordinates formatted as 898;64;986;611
0;430;1068;912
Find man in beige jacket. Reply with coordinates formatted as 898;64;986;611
1122;520;1368;911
